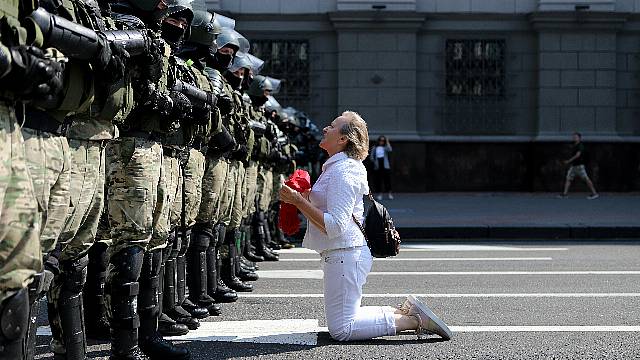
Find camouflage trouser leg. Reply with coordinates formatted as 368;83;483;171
218;160;240;259
256;168;273;213
182;149;205;228
217;159;236;228
229;161;245;230
22;127;71;253
196;157;228;225
57;139;106;262
271;172;285;209
243;161;258;219
0;102;41;302
149;154;181;251
105;137;162;256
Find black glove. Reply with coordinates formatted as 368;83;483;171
216;93;233;114
134;81;173;115
94;36;129;83
5;46;64;101
169;90;192;119
190;104;211;125
231;144;249;161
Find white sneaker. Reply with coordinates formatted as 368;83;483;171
376;194;383;201
398;295;452;340
388;193;394;200
587;193;599;200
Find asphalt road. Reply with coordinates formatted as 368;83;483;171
35;241;640;359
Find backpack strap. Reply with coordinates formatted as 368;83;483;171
352;214;369;246
353;192;374;246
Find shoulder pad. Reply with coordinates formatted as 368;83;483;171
205;67;224;96
174;56;186;67
111;13;145;29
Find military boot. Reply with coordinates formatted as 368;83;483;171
48;255;90;360
222;228;253;292
254;212;279;261
107;247;147;360
138;249;189;359
236;227;259;282
176;231;208;319
0;288;30;360
243;220;264;262
163;235;199;331
84;242;111;340
211;224;238;303
186;222;218;316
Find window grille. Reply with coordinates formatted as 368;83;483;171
442;39;509;134
251;40;310;103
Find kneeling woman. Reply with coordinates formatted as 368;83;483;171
279;111;452;342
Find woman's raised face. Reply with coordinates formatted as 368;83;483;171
320;116;348;154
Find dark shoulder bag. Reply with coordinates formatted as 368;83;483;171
352;194;401;258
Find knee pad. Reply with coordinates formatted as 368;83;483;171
178;228;191;256
190;229;211;251
60;255;89;294
109;247;145;284
0;288;29;343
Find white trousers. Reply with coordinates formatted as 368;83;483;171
321;246;396;341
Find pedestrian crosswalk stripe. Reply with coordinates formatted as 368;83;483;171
278;257;554;262
256;270;640;279
165;319;321;345
276;245;569;254
239;293;640;298
36;322;640;346
450;326;640;332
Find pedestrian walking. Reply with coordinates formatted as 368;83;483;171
370;135;393;200
559;132;599;200
279;111;452;342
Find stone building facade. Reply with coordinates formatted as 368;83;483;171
208;0;640;191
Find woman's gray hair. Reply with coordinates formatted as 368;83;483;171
339;111;370;161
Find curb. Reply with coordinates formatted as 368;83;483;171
397;226;640;240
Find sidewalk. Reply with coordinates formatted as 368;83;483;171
376;193;640;239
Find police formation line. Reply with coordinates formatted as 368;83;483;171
0;0;324;359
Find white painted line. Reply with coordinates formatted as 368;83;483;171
37;322;640;343
399;245;569;252
450;326;640;332
368;271;640;276
257;270;323;279
275;245;569;255
278;257;554;262
239;293;640;299
165;319;320;345
37;327;52;336
256;270;640;279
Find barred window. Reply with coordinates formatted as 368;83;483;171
445;39;505;98
251;40;310;101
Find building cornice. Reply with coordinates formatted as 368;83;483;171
529;11;628;30
328;10;426;31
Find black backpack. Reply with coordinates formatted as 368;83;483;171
352;194;401;258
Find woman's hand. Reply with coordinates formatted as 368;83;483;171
279;184;303;206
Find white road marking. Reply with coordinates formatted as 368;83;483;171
278;257;554;262
450;326;640;332
399;245;569;252
239;293;640;299
36;322;640;345
256;270;640;279
275;245;568;255
165;319;321;345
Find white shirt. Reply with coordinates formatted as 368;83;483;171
375;146;385;159
303;152;369;253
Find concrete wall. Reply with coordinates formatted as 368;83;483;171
212;0;640;191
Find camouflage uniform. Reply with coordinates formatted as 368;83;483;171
21;127;71;253
0;1;64;358
44;4;131;354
